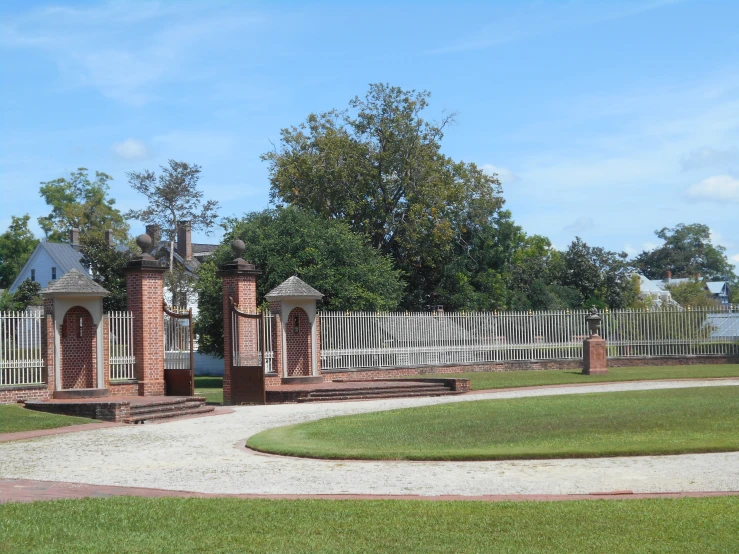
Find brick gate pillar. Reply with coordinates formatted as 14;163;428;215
123;234;167;396
217;240;261;405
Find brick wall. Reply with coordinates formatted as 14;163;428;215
59;306;96;390
285;307;311;376
126;269;165;396
0;385;50;404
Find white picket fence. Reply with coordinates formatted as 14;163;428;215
0;310;45;386
108;312;135;380
318;307;739;371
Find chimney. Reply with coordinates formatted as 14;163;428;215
664;269;672;281
177;221;192;261
69;228;79;247
146;224;162;251
105;229;114;247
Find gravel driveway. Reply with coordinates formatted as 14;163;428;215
1;380;737;496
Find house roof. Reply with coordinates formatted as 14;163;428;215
40;269;109;297
265;276;323;300
706;282;728;295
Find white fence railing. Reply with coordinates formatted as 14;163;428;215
319;307;739;371
108;311;135;380
0;310;45;386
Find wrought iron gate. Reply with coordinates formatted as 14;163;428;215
230;298;266;404
163;303;194;396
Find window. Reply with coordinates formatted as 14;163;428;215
51;267;57;280
30;269;35;282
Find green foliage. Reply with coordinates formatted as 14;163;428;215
263;83;504;309
0;279;42;311
0;214;38;288
248;386;739;461
556;237;637;309
635;223;736;281
79;234;134;312
665;280;717;308
195;207;404;356
38;168;129;242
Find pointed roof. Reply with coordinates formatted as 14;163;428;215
265;276;323;300
40;269;110;297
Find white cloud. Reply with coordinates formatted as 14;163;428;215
680;146;739;171
563;216;595;233
642;241;660;252
111;138;150;160
481;163;520;184
730;253;739;262
686;174;739;203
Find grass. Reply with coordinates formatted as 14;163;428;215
247;386;739;460
0;404;96;434
194;376;224;404
411;363;739;391
0;496;737;553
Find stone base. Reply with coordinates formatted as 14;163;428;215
583;337;608;375
281;376;324;385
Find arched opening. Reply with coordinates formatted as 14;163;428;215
285;307;311;377
59;306;97;389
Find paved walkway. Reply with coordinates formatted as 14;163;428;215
1;379;738;500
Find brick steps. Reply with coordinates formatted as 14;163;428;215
123;396;213;424
294;382;460;403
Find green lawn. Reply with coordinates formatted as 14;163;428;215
247;386;739;460
412;364;739;391
0;497;737;553
194;376;224;404
0;404;95;434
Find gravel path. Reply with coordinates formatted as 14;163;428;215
1;380;737;497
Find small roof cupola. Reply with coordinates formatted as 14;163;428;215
265;276;323;301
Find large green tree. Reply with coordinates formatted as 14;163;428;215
635;223;736;281
0;215;38;288
38;168;129;242
556;238;638;309
195;207;404;356
79;234;134;311
262;83;504;309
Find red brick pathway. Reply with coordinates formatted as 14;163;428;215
1;478;737;504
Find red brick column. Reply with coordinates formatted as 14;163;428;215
217;241;261;405
123;236;167;396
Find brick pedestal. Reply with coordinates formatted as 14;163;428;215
583;337;608;375
124;256;167;396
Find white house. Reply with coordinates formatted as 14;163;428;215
9;229;89;293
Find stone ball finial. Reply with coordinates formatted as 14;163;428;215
231;239;246;259
136;233;153;254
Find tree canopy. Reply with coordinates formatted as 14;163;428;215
79;234;134;312
635;224;735;281
38;168;129;243
0;215;38;289
195;207;404;356
262;83;504;309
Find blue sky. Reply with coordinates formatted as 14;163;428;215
1;0;738;269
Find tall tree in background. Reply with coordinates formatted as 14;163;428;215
38;168;129;242
557;238;638;309
79;234;133;311
635;223;736;281
263;83;504;309
125;160;220;308
0;215;39;288
195;207;404;356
